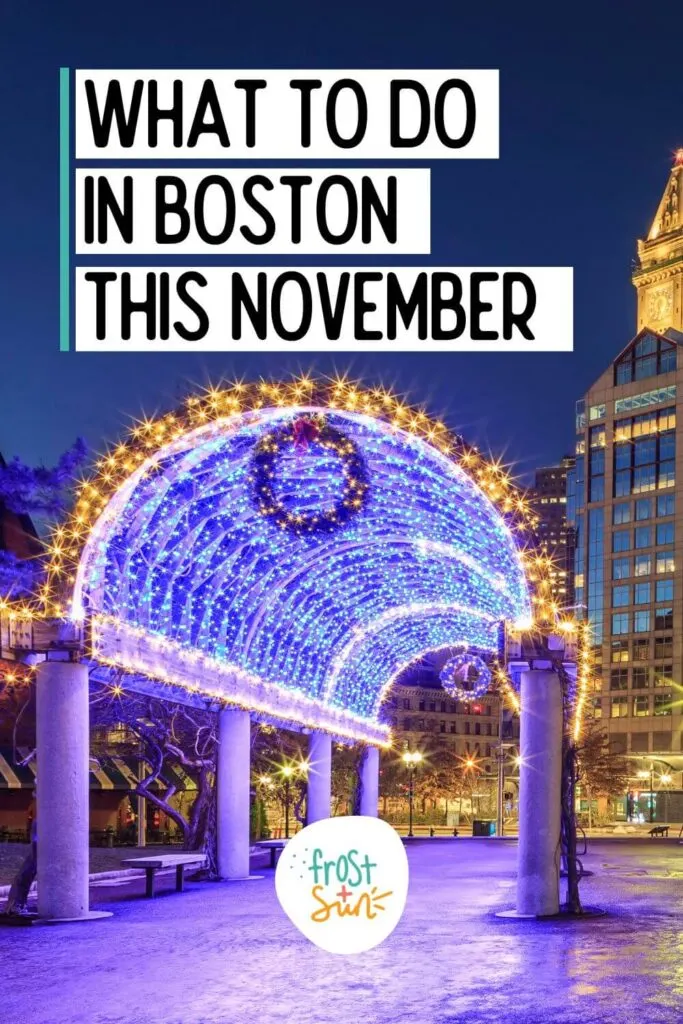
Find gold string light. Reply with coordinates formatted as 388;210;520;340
1;375;593;737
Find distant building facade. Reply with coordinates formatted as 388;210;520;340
386;652;519;776
530;456;575;609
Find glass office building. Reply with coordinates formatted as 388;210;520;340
569;153;683;778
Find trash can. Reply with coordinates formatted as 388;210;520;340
472;819;496;837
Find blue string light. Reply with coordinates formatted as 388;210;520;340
74;405;531;730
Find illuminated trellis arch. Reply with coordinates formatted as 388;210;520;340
36;378;588;744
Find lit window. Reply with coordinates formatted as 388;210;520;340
634;554;652;576
611;640;629;663
633;639;650;662
633;465;657;494
632;666;649;689
654;694;672;717
610;696;628;718
636;411;659;436
610;669;628;690
614;419;632;442
654;637;673;660
633;695;649;717
659;407;676;431
656;551;675;574
654;664;672;685
590;425;606;448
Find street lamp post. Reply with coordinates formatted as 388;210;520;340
402;751;422;837
635;758;676;825
256;774;275;841
637;766;656;823
495;742;515;838
496;695;505;838
280;764;294;839
464;756;479;820
496;746;505;837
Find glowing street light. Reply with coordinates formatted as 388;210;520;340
637;767;656;823
278;761;302;838
402;750;423;837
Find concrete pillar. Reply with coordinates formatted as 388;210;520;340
217;708;251;880
516;668;563;917
36;660;90;920
359;746;380;817
306;731;332;824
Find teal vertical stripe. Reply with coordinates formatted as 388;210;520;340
59;67;70;352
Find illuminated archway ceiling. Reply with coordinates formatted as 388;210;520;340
71;402;531;742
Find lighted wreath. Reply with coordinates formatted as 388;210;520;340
249;415;370;535
440;652;492;702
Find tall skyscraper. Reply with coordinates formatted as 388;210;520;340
530;456;575;609
569;152;683;806
634;151;683;335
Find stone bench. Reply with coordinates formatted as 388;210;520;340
121;853;207;898
254;839;287;868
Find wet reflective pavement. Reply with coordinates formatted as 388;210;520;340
3;838;683;1024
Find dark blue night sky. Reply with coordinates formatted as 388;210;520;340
0;0;679;482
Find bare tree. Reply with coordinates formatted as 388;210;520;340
576;721;632;827
332;744;362;815
0;442;87;600
414;741;469;807
90;683;218;871
378;749;404;816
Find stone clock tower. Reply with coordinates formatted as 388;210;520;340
633;150;683;332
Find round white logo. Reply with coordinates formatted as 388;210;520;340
275;815;409;955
